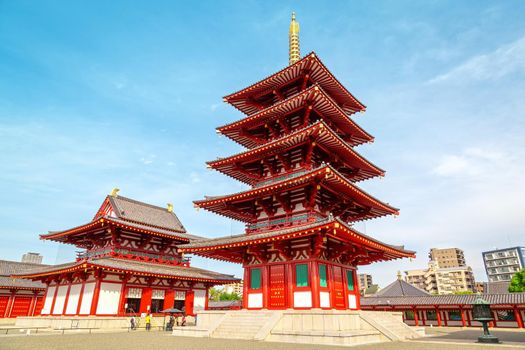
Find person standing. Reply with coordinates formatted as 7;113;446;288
145;312;152;331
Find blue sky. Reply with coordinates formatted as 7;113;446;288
1;0;524;287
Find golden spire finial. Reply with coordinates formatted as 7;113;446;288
110;188;120;197
167;203;173;213
289;12;300;65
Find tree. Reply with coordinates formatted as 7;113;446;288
208;287;221;301
508;269;525;293
219;292;241;301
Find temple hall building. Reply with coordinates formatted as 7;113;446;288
12;191;238;317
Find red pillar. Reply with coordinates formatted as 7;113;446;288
4;290;16;318
514;306;524;329
242;268;249;309
286;263;294;309
460;306;466;327
90;274;102;316
139;287;152;313
76;280;86;315
492;311;497;328
49;283;60;315
413;307;419;326
466;308;472;326
443;310;448;326
164;289;175;310
310;261;320;309
117;275;129;316
185;290;194;316
62;281;72;315
436;306;442;327
28;293;37;316
262;265;269;309
204;285;209;311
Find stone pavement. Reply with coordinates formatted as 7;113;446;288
420;326;525;346
1;331;524;350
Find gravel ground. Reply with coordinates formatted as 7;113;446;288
1;332;523;350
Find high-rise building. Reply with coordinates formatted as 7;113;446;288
223;282;243;296
21;252;43;264
405;261;475;295
429;248;466;268
483;247;525;282
358;274;373;294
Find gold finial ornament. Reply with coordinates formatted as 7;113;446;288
110;188;120;197
289;12;300;65
167;203;173;212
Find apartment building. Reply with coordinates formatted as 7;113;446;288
429;248;466;268
483;247;525;282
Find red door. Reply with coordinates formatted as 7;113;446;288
332;266;345;309
34;297;44;316
269;264;286;309
0;296;9;317
10;297;32;317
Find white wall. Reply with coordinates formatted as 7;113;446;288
79;282;95;315
248;293;263;308
96;283;121;315
193;289;206;311
348;294;357;309
320;291;330;308
52;286;68;315
41;286;56;315
294;291;312;308
65;284;82;315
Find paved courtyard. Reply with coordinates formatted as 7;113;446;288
1;331;524;350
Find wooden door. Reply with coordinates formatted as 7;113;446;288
269;264;286;309
0;296;9;317
332;266;345;309
10;297;32;317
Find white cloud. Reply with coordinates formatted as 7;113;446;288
433;147;509;177
428;36;525;84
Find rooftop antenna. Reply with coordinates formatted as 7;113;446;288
289;12;300;65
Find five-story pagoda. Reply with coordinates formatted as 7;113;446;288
179;13;415;310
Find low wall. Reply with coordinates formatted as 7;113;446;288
14;315;178;329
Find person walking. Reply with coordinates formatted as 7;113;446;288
145;312;152;331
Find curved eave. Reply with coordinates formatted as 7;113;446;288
0;286;45;291
218;85;373;149
224;52;366;115
40;217;191;244
194;165;398;223
179;219;414;263
12;261;238;284
208;121;384;185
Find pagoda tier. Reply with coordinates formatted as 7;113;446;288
195;164;398;230
178;217;414;264
208;121;384;185
218;85;372;149
224;52;365;116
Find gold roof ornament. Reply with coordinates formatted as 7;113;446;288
289;12;300;65
167;203;174;213
110;188;120;197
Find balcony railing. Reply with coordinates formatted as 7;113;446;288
247;212;325;233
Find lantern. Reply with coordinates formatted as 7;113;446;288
472;297;499;344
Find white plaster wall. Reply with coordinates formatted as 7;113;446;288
96;283;121;315
41;286;56;315
320;291;330;308
52;286;68;314
65;284;82;315
294;291;312;308
79;282;95;315
193;289;206;311
348;294;357;309
248;293;263;308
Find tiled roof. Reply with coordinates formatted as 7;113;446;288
107;217;204;241
11;257;238;284
361;293;525;306
109;195;186;233
372;279;430;298
0;260;46;290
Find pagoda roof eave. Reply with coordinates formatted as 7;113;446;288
11;258;239;284
223;52;366;115
193;164;399;222
178;218;415;263
207;121;384;185
40;217;202;244
218;84;373;148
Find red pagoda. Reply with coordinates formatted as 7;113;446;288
12;191;237;317
179;13;415;310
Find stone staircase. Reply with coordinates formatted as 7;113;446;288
211;311;276;339
360;311;421;341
